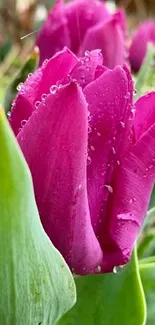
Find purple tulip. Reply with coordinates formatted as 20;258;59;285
129;20;155;72
36;0;126;68
9;48;155;275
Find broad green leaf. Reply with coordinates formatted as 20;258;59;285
58;249;146;325
4;46;39;114
0;107;76;324
135;43;155;98
140;262;155;325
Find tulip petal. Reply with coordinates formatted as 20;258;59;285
102;122;155;271
84;65;133;233
65;0;110;53
134;92;155;140
9;48;78;136
129;21;155;72
17;83;103;275
79;17;125;68
63;50;103;88
36;0;71;66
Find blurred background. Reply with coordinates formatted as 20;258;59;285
0;0;154;101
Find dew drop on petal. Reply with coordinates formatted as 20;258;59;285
50;85;58;94
90;145;95;151
87;156;92;165
111;147;116;154
96;265;101;273
21;119;27;127
43;59;48;66
113;265;124;274
104;185;113;193
28;73;32;78
41;93;48;101
129;197;136;204
88;126;92;133
7;111;11;117
97;132;101;136
17;82;23;91
120;121;125;128
35;101;41;109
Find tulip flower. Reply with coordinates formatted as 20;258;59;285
9;48;155;275
129;20;155;72
36;0;126;68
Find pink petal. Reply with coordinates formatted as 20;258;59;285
9;48;78;136
79;17;125;68
36;0;71;66
134;92;155;139
102;122;155;271
84;65;134;271
63;50;103;88
17;83;103;275
65;0;110;53
112;9;126;34
129;21;155;72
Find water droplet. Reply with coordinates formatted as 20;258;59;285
11;100;16;108
88;126;92;133
90;145;95;151
7;111;11;117
35;101;41;109
78;184;82;190
120;121;125;128
87;156;92;165
129;197;136;204
80;76;85;83
41;93;47;101
124;92;130;99
104;185;113;193
28;73;32;78
113;136;116;141
21;119;27;127
116;160;120;166
85;50;90;59
17;82;23;91
133;88;137;95
111;147;116;154
96;265;101;273
97;132;101;136
88;112;91;122
43;59;48;66
113;265;124;274
50;85;58;94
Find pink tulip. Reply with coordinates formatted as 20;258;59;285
36;0;126;68
129;20;155;72
9;48;155;275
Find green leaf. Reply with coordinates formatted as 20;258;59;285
140;262;155;325
135;43;155;98
0;107;76;324
138;208;155;259
58;249;146;325
4;46;39;114
0;39;12;62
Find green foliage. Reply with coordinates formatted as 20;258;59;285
4;47;39;114
135;44;155;98
140;262;155;325
58;249;146;325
